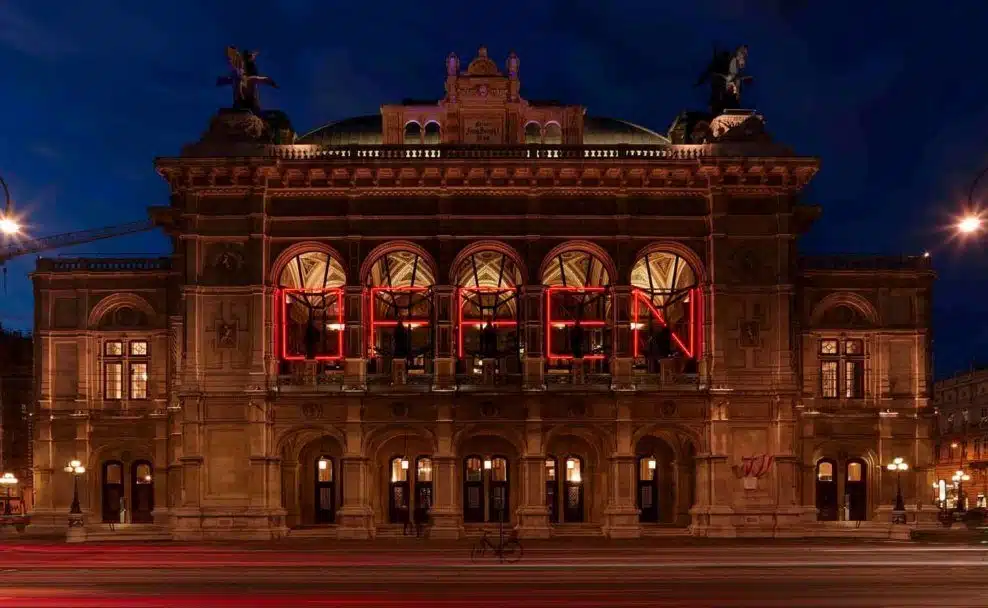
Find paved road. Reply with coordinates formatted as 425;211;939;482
0;542;986;606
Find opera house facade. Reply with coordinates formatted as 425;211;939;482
28;47;935;540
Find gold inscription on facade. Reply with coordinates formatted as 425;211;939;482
463;117;503;144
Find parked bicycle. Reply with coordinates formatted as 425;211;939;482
470;529;522;563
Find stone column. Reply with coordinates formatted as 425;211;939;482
150;411;169;526
281;461;300;529
516;400;549;537
609;285;635;390
691;395;734;536
429;402;462;538
245;394;283;539
173;396;204;541
603;399;641;538
337;400;374;539
432;285;456;391
520;285;545;390
343;286;366;391
26;414;60;533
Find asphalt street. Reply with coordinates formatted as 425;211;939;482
0;541;986;607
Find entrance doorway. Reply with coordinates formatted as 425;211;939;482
414;457;433;522
846;459;868;521
389;457;410;524
130;461;154;524
102;461;124;523
638;456;659;523
546;457;558;523
815;459;838;521
315;456;336;524
562;456;584;523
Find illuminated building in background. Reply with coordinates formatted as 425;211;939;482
28;47;934;539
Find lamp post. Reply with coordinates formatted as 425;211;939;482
952;469;971;511
0;472;17;515
886;457;909;523
63;459;85;526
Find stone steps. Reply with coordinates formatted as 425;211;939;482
83;523;172;543
550;524;605;537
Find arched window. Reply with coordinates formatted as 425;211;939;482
403;122;422;145
545;456;558;523
131;461;154;524
389;456;410;523
278;251;346;361
563;456;584;523
423;122;441;145
542;247;612;366
102;461;124;523
315;456;336;523
630;250;701;366
524;122;542;144
365;248;436;371
815;459;837;521
544;123;562;145
454;248;523;366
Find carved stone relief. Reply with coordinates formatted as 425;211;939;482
300;403;323;419
202;243;248;285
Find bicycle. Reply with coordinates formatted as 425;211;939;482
470;529;522;563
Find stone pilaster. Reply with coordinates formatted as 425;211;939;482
520;285;545;390
343;286;366;391
428;402;461;538
150;411;169;526
516;400;550;538
609;285;635;390
172;395;204;540
337;401;374;538
432;285;456;391
602;400;641;538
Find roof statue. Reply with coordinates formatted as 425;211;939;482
217;46;279;114
695;45;751;116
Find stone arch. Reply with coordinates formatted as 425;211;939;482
276;425;346;528
543;122;562;145
403;121;422;144
810;292;880;327
628;241;708;285
544;424;610;525
87;293;156;329
359;240;438;287
539;240;617;287
524;121;542;144
631;423;704;459
544;423;611;465
453;423;526;456
269;241;347;286
362;423;438;458
449;240;529;286
423;121;441;145
808;441;881;522
276;424;347;463
632;426;699;526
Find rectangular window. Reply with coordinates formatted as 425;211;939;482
129;341;148;356
821;361;838;398
105;362;123;400
105;341;123;356
844;360;864;399
129;362;148;400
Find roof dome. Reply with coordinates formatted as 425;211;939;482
297;115;669;145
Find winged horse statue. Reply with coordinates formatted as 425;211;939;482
216;46;278;114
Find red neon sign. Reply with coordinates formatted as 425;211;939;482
368;286;432;356
457;287;518;358
631;287;700;360
545;286;607;360
278;288;344;361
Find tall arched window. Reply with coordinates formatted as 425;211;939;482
815;459;837;521
277;251;346;361
544;123;562;145
365;248;436;371
403;122;422;145
630;250;701;368
423;122;441;145
524;122;542;144
542;247;612;367
454;248;523;369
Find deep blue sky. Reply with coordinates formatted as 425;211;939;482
0;1;984;376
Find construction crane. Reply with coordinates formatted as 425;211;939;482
0;219;160;291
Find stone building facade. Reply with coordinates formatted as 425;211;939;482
931;368;988;509
29;48;935;540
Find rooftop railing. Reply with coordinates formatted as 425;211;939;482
798;255;933;272
36;257;173;273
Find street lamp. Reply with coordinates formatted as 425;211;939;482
952;469;971;511
0;472;17;515
958;214;983;235
0;175;19;235
63;459;85;525
886;457;909;523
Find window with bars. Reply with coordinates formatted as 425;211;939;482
819;338;865;399
103;340;149;400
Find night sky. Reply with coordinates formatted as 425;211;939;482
0;1;983;377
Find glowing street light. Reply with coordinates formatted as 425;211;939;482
886;457;909;523
64;459;86;519
958;214;983;235
0;175;19;235
0;472;18;516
